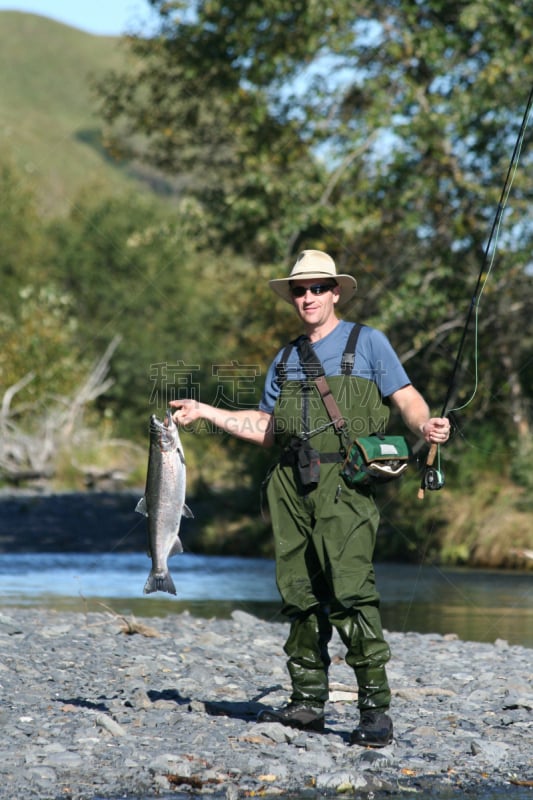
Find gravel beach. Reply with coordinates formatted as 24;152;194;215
0;606;531;800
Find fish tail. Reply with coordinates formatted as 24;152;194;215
143;570;177;596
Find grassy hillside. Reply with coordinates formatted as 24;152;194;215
0;11;155;215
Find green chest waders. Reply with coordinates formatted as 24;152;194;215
267;367;392;712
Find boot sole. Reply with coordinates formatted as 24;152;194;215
258;712;325;733
350;733;393;748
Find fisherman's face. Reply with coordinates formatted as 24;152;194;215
290;279;340;327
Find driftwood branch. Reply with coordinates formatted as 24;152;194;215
0;336;123;484
59;334;122;438
1;371;35;420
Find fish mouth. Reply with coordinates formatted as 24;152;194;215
150;408;175;429
149;410;179;450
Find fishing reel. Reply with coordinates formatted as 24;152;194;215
417;443;445;499
421;465;445;491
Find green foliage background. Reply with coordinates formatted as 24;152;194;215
0;4;532;567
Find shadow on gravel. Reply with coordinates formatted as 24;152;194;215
55;697;110;712
203;684;287;723
148;689;191;707
147;689;269;722
204;699;266;721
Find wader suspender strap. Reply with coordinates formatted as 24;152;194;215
276;323;363;384
297;336;346;433
295;323;363;439
341;323;362;376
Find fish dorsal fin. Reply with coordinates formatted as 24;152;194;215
183;503;194;519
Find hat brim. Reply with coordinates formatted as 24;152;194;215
269;273;357;308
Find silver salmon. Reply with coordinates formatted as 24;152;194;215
135;409;193;595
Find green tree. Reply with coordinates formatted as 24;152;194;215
46;192;206;433
0;283;94;435
0;158;88;406
323;0;533;437
0;158;50;310
95;0;533;441
94;1;342;260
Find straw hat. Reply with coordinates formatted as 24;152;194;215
269;250;357;308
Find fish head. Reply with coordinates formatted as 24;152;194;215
149;408;181;452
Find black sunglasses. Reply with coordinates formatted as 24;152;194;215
290;283;337;298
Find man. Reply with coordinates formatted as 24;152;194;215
171;249;450;746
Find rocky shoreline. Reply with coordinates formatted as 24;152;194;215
0;607;531;799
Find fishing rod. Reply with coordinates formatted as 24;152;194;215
418;84;533;500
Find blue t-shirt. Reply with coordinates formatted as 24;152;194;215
259;320;410;415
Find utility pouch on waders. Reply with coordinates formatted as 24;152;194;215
280;430;321;491
340;433;410;486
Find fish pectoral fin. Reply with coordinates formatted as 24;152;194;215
135;497;148;517
183;503;194;519
169;535;184;556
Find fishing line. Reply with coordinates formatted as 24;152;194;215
419;85;533;495
441;85;533;420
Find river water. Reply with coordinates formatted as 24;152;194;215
0;553;531;648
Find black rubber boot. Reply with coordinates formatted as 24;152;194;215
257;702;325;732
350;710;393;747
